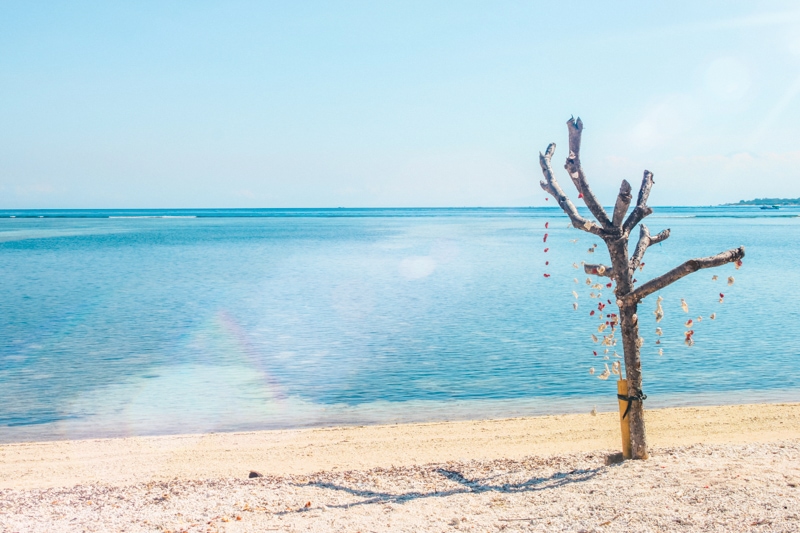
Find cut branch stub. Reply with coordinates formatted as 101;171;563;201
584;263;614;278
612;180;632;229
624;246;745;304
622;171;654;236
564;117;613;229
629;224;670;274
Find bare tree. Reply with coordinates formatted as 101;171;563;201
538;117;745;460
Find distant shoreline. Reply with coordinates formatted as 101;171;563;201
725;197;800;206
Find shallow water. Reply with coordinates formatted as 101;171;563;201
1;207;798;442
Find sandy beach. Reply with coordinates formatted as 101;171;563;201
2;403;800;532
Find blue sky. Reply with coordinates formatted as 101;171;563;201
2;1;800;208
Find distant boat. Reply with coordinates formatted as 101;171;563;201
760;205;780;210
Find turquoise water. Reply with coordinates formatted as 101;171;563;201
1;207;798;443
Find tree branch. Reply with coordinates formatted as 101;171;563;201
623;246;745;303
612;180;632;228
622;170;654;236
538;143;603;236
584;263;614;278
564;117;613;229
629;224;670;273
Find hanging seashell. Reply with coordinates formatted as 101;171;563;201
587;248;595;253
544;248;549;253
573;278;579;283
586;278;592;285
719;292;724;304
639;262;645;271
545;222;549;229
654;296;664;323
572;291;579;299
611;361;621;376
636;337;644;348
613;351;622;358
606;282;613;288
658;348;664;356
655;339;661;344
727;276;735;286
590;310;595;316
593;243;598;248
598;323;607;333
710;313;716;320
735;259;742;269
681;299;689;313
597;265;606;275
573;263;579;269
591;283;603;290
684;319;693;328
573;302;579;310
591;334;599;343
597;364;611;380
543;273;551;278
603;355;610;360
697;316;702;322
570;239;579;244
589;367;595;375
589;292;596;298
712;275;718;281
543;233;548;243
655;327;663;336
684;329;695;347
604;348;609;354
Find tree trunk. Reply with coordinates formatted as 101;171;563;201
608;238;649;459
619;302;648;459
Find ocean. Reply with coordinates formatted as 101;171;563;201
1;207;798;443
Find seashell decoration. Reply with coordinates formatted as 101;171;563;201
654;296;664;322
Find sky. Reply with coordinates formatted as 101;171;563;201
2;1;800;208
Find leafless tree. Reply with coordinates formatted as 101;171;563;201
538;117;745;459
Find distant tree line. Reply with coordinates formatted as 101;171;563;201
729;198;800;205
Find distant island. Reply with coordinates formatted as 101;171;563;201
727;197;800;206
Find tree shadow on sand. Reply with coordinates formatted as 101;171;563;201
279;466;602;513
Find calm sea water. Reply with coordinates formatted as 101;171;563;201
1;207;799;443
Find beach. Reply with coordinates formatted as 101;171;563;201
2;403;799;531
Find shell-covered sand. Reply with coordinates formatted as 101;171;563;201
2;441;800;532
2;403;800;532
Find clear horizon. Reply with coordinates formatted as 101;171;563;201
3;1;800;209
